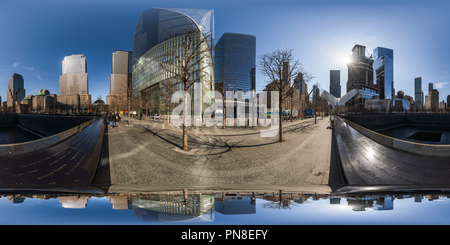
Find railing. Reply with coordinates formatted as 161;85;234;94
0;115;103;156
338;117;450;158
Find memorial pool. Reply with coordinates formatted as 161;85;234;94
0;125;42;144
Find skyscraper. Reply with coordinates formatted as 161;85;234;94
414;77;423;110
330;70;341;98
7;73;25;110
373;47;394;103
132;7;215;115
107;50;132;112
430;89;439;112
215;33;256;95
59;54;91;113
295;73;307;97
346;44;377;111
429;83;433;94
447;95;450;110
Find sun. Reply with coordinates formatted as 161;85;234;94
343;56;352;64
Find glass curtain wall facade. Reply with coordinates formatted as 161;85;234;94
330;70;341;98
345;44;377;111
7;73;25;109
414;77;423;110
373;47;394;104
132;7;215;115
215;33;256;96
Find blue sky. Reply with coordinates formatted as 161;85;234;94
1;0;450;104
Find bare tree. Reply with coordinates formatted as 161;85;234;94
214;60;236;129
160;78;179;125
157;28;214;151
258;48;313;142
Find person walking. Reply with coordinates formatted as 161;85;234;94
107;112;114;128
113;112;118;128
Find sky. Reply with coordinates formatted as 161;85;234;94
1;0;450;104
2;195;450;225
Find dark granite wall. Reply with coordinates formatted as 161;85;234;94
0;114;94;137
343;114;450;131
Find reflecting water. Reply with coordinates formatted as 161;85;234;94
2;190;450;225
0;125;42;144
376;125;450;144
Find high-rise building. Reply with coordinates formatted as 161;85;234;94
373;47;394;103
215;33;256;95
429;83;433;94
346;44;377;111
132;7;215;115
59;54;91;113
430;89;439;112
414;77;423;110
397;90;404;99
330;70;341;98
107;50;132;112
295;73;307;97
7;73;25;110
447;95;450;109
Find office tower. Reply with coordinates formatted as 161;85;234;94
414;77;423;110
7;73;26;110
429;83;433;94
447;95;450;109
330;70;341;98
132;7;215;115
107;50;132;112
295;73;307;97
59;54;91;113
373;47;394;103
312;84;320;99
215;33;256;95
430;89;439;112
346;44;377;111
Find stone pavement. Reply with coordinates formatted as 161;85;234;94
93;116;345;194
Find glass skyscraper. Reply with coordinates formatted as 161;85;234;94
132;7;215;115
59;54;90;113
373;47;394;103
330;70;341;98
215;33;256;95
345;44;378;111
7;73;25;109
415;77;423;110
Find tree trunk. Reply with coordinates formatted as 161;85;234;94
183;125;188;150
222;97;226;129
167;109;170;125
314;102;317;124
182;90;189;150
279;87;283;142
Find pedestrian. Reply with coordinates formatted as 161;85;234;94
113;111;119;128
107;112;114;128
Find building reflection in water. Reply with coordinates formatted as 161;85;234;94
1;190;450;223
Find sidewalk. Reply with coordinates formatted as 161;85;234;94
124;116;322;136
95;114;343;192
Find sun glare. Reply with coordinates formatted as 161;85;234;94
343;56;351;64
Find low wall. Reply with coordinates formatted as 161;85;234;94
0;115;101;156
17;114;93;137
0;114;18;125
342;114;406;130
343;114;450;131
339;117;450;157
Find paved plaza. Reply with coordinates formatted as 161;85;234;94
93;116;345;193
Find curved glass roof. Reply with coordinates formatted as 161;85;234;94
156;7;213;32
132;7;214;65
